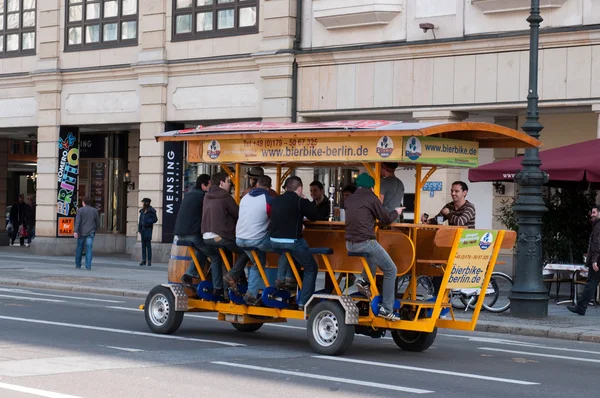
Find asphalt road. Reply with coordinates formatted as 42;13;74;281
0;286;597;398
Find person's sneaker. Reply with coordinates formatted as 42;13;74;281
181;274;195;285
243;293;259;306
567;305;586;316
378;306;400;322
355;278;372;298
223;274;239;294
275;278;297;290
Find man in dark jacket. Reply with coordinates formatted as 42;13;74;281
74;197;100;270
345;173;404;321
270;176;321;309
138;198;158;266
202;172;250;295
174;174;221;285
9;195;30;247
568;204;600;316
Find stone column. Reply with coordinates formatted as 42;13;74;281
593;104;600;139
37;0;60;71
0;140;7;243
138;0;167;63
255;53;295;122
126;130;140;254
411;110;469;219
260;0;297;51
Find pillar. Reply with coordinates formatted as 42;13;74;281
593;104;600;139
0;140;7;243
255;53;295;122
126;130;140;254
260;0;297;52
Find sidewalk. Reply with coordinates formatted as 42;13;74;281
0;247;599;343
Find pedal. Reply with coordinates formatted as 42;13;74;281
197;281;225;302
261;287;291;309
228;284;248;305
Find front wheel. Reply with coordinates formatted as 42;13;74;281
144;285;184;334
231;323;263;333
307;300;355;356
481;272;513;313
391;328;437;352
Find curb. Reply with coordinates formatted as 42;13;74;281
475;320;600;343
0;279;148;299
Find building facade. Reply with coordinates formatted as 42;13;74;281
0;0;598;260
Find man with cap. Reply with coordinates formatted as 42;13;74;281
138;198;158;266
345;173;405;321
242;166;278;198
380;162;405;223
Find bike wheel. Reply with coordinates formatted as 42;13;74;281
396;275;435;300
481;272;513;313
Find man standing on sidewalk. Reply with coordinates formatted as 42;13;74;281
568;204;600;316
74;197;100;270
138;198;158;266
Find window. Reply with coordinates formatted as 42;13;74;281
65;0;138;51
0;0;36;57
173;0;258;41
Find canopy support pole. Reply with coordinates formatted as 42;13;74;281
276;164;282;194
234;163;241;204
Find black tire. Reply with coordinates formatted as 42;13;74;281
481;272;513;313
391;328;437;352
144;285;184;334
307;300;355;356
231;322;263;333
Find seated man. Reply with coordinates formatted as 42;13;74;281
309;180;330;221
270;176;322;309
241;166;278;198
236;175;288;305
175;174;222;286
421;181;475;228
342;184;357;203
345;173;404;321
201;172;250;297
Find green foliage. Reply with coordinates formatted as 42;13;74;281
495;189;596;265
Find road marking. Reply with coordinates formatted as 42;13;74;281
211;361;433;394
479;347;600;363
108;307;308;330
0;315;244;347
0;288;123;303
441;334;600;355
0;381;82;398
104;346;145;352
0;294;65;303
313;356;538;385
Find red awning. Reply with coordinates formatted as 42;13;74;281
468;138;600;183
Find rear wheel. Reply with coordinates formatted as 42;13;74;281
144;285;184;334
391;328;437;352
481;273;513;313
307;300;355;356
231;323;263;333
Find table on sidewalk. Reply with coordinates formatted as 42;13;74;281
543;263;586;305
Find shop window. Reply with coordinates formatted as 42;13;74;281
172;0;258;41
65;0;138;51
0;0;36;57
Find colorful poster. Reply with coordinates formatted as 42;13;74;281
56;127;79;237
446;229;499;289
403;136;479;167
58;217;74;236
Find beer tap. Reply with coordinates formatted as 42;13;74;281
328;185;336;222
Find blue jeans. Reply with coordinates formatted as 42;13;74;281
346;239;397;312
204;237;249;289
237;236;288;297
75;233;95;269
177;234;216;279
141;239;152;263
270;238;318;306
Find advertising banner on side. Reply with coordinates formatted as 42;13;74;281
56;127;80;237
403;136;479;167
162;141;184;243
446;229;499;289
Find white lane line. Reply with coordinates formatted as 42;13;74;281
104;346;145;352
479;347;600;363
212;361;433;394
0;288;123;303
0;315;244;347
313;356;538;385
0;294;65;303
0;381;82;398
441;334;600;355
107;307;307;330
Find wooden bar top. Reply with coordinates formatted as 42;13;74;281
304;221;461;230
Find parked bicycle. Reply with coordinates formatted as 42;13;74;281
396;272;514;313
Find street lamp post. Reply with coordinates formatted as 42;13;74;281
509;0;549;318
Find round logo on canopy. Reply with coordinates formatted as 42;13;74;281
206;139;221;160
405;137;422;161
479;232;493;250
376;136;394;158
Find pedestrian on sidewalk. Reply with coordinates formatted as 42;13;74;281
24;196;35;247
568;204;600;316
74;197;100;270
9;195;28;247
138;198;158;266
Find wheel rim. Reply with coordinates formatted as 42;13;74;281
148;293;170;327
398;330;421;344
313;310;339;347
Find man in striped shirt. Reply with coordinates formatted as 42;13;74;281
422;181;476;229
